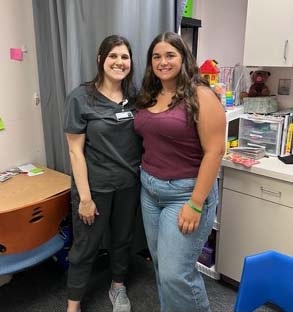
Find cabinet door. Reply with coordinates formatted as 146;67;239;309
243;0;293;67
217;188;293;282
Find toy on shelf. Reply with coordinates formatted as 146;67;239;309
213;82;226;107
225;90;234;109
199;59;220;86
248;70;271;97
243;70;278;114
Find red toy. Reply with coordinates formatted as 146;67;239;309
199;60;220;86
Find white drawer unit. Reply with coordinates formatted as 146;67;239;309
223;169;293;207
238;114;284;156
217;167;293;282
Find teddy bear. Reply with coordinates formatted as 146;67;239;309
248;70;271;97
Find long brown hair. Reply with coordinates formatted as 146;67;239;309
137;32;209;123
82;35;135;98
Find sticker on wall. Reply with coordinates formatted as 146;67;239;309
10;48;23;61
0;118;5;130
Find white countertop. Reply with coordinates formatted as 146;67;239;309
222;157;293;183
225;105;244;122
223;105;293;183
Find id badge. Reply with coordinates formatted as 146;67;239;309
115;111;134;121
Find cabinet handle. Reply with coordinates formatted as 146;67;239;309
260;186;281;198
284;40;288;62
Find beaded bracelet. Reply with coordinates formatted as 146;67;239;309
187;199;202;214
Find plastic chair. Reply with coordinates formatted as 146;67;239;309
0;234;65;275
234;250;293;312
0;191;69;275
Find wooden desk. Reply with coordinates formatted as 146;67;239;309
0;167;71;213
0;167;71;254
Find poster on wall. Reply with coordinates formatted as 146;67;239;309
278;79;291;95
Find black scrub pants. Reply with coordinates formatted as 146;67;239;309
67;183;140;301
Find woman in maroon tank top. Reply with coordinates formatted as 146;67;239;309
134;32;226;312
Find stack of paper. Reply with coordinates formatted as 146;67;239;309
0;172;12;182
17;164;44;176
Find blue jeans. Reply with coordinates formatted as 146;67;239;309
140;169;218;312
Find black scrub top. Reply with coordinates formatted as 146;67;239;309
64;85;141;192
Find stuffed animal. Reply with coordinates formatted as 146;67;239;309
248;70;271;97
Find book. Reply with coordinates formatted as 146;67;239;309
285;122;293;155
280;114;290;157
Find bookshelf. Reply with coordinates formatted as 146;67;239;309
196;106;244;280
180;17;201;59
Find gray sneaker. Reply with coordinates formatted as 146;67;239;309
109;284;131;312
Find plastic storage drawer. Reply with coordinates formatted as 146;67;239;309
238;114;283;156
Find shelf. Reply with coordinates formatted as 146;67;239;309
181;17;202;28
226;105;244;122
225;106;244;154
180;17;201;58
196;262;220;280
213;219;220;231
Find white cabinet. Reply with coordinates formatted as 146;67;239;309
217;167;293;282
243;0;293;67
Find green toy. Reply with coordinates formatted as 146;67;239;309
183;0;193;18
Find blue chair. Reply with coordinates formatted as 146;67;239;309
234;250;293;312
0;234;65;275
0;191;69;276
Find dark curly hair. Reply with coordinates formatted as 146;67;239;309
137;32;209;124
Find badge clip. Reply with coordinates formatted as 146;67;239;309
121;99;128;111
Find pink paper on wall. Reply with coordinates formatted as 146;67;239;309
10;48;23;61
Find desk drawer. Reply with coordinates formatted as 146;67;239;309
223;167;293;207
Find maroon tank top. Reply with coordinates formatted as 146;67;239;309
134;104;203;180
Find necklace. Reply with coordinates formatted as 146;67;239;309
97;84;123;103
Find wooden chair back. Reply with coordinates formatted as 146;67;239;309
0;191;70;255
